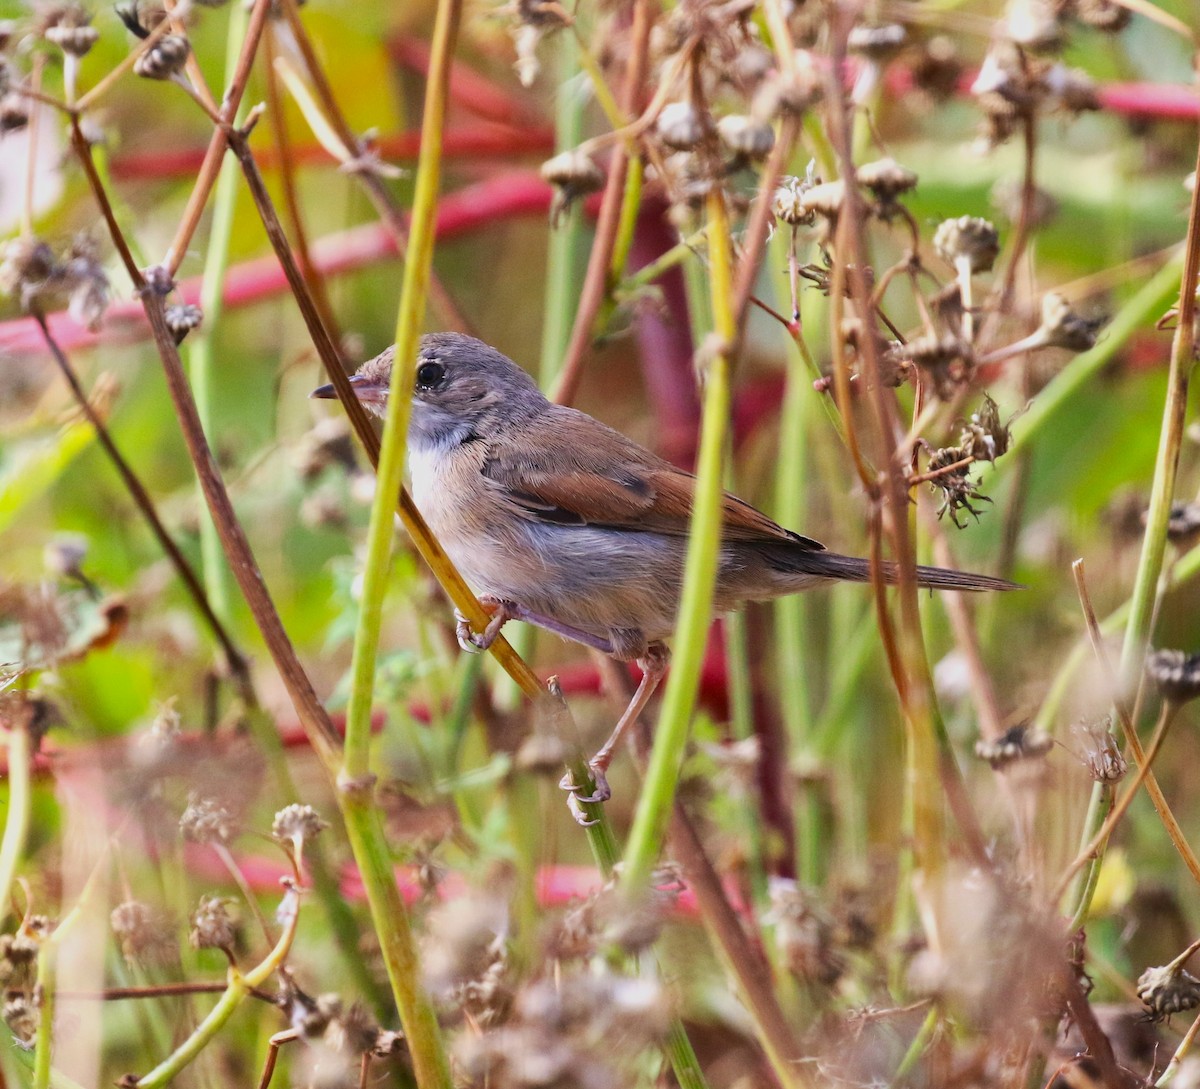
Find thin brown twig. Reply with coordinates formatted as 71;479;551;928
142;288;343;763
825;8;989;881
669;805;808;1085
1062;970;1131;1089
163;0;275;276
1071;559;1200;889
551;0;653;406
1051;698;1177;905
30;306;250;694
907;454;976;487
69;118;144;290
257;1029;299;1089
731;115;800;338
45;982;277;1002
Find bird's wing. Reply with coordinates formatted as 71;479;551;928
480;408;825;550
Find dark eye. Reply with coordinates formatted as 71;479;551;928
416;360;446;389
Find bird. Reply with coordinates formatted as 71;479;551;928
312;332;1015;803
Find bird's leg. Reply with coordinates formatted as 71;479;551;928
560;642;670;806
455;595;618;655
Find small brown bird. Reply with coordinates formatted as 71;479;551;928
313;333;1014;800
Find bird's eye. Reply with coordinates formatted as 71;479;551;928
416;360;446;389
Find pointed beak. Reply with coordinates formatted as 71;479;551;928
309;374;387;407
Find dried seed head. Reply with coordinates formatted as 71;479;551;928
3;996;35;1046
903;333;972;399
189;895;237;952
180;793;238;845
1037;292;1104;352
1146;649;1200;705
0;236;55;303
656;101;709;151
846;22;906;58
1045;63;1100;113
44;8;99;57
0;93;29;132
799;179;844;219
959;394;1011;463
281;980;341;1039
62;234;109;330
272;803;328;855
111;900;175;964
1138;962;1200;1020
926;446;992;528
766;879;844;986
1004;0;1065;52
725;42;773;90
750;52;822;120
539;148;603;191
422;892;508;1000
975;723;1053;769
1160;501;1200;544
115;0;167;38
133;33;190;80
295;416;357;480
716;114;774;159
934;215;1000;274
539;149;603;225
1074;0;1131;32
0;928;39;988
856;156;917;206
911;35;962;100
164;303;202;344
1073;717;1127;783
772;174;817;226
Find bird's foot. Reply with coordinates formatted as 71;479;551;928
559;761;612;824
454;595;513;654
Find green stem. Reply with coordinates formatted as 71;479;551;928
33;932;54;1089
337;800;450;1088
0;713;31;920
539;31;588;388
618;228;708;298
336;1;460;1082
186;0;249;623
135;885;301;1089
621;190;735;894
894;1006;939;1080
1065;139;1200;923
342;0;461;782
609;154;644;285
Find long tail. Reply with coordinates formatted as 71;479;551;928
774;549;1019;592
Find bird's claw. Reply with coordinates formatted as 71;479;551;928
559;764;612;810
454;609;487;654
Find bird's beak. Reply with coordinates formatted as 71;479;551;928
309;374;388;408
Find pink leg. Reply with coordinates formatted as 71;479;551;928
560;642;670;806
455;595;618;655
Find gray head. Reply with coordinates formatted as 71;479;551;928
311;333;548;451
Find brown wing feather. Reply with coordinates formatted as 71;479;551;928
480;406;824;551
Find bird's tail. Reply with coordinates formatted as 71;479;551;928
770;549;1019;592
